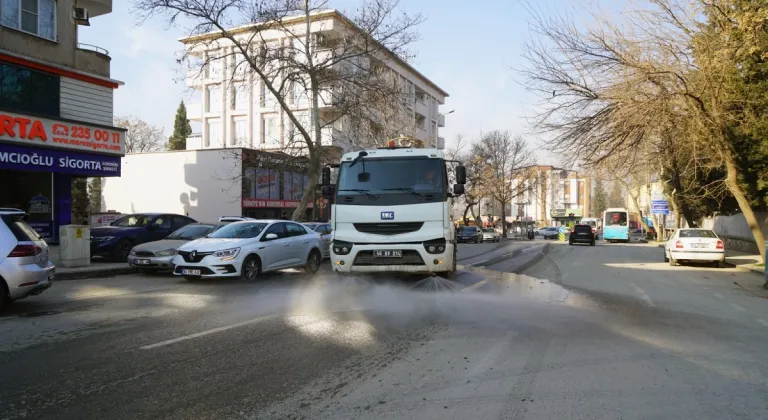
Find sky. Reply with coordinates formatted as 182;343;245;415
79;0;577;164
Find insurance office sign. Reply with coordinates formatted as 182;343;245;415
0;111;126;156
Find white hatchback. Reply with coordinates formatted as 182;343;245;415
664;228;725;267
172;220;324;280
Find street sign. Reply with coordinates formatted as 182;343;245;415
651;199;669;215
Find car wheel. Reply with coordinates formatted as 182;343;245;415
664;251;669;263
712;261;723;268
305;250;321;274
111;239;134;262
474;237;479;244
0;280;9;312
241;255;261;280
669;256;677;266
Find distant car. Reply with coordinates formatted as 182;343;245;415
172;220;324;281
569;224;596;246
457;226;483;243
0;210;55;311
128;222;228;273
303;223;333;259
90;213;197;261
481;228;500;243
218;216;255;223
664;228;725;267
540;227;560;240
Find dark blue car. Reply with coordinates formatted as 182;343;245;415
90;213;197;261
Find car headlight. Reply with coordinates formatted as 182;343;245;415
332;240;353;255
129;249;137;256
155;249;178;257
214;248;240;259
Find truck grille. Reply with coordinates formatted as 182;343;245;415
353;250;425;266
353;222;424;235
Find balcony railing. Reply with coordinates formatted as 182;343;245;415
74;43;111;77
77;43;109;56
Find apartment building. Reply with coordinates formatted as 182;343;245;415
0;0;125;240
180;9;449;155
510;166;591;226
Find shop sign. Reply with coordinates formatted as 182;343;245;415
550;208;584;218
28;221;53;239
0;143;121;176
242;198;314;209
0;110;126;156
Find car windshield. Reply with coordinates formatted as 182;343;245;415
680;230;717;238
166;224;215;240
338;157;445;194
459;227;477;233
111;215;152;227
483;228;495;232
208;222;268;239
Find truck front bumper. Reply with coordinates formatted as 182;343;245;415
331;243;455;274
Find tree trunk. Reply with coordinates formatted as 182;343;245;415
724;152;766;263
501;201;507;238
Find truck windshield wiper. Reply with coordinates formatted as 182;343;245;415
382;187;434;198
338;189;379;200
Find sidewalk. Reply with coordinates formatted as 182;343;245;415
49;245;137;280
724;248;765;276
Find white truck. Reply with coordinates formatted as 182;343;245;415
321;138;467;279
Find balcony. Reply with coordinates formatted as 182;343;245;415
415;99;429;118
186;103;203;121
74;44;110;77
186;133;202;150
78;0;112;17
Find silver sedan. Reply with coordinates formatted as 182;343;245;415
303;223;333;258
128;223;228;273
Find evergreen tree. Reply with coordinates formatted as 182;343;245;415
168;100;192;151
592;178;608;215
608;182;624;208
71;178;89;224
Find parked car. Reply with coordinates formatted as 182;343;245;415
481;228;500;243
0;210;55;311
219;216;255;223
540;227;560;240
457;226;483;243
664;228;725;267
172;220;324;281
569;224;596;246
303;223;333;259
91;213;197;262
128;222;228;273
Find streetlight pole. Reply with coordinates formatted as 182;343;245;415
435;109;454;148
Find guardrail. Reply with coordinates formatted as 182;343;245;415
77;43;109;56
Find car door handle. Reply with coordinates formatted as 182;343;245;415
302;240;308;244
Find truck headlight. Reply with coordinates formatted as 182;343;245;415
214;248;240;260
423;238;446;254
332;240;353;255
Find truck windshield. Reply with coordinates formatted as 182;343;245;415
338;157;445;195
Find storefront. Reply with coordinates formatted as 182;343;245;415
0;111;125;241
550;208;584;227
241;149;321;220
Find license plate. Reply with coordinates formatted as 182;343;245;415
182;269;202;276
135;259;151;265
373;250;402;258
692;243;706;248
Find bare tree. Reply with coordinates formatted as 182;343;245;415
444;134;488;225
132;0;424;221
519;0;766;262
114;116;166;154
471;131;535;238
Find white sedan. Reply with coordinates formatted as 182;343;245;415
664;228;725;267
172;220;324;280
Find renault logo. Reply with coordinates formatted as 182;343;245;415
190;250;197;259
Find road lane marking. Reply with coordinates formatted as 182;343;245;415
631;283;656;308
757;319;768;328
140;315;275;350
730;303;747;312
713;293;725;300
467;259;490;266
462;279;489;292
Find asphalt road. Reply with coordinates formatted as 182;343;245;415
2;239;768;419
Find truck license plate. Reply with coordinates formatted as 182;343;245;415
374;250;402;258
182;269;202;276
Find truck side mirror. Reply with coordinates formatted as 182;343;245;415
456;165;466;185
453;184;465;195
322;185;335;198
321;167;331;186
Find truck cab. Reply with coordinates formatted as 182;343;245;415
322;140;466;279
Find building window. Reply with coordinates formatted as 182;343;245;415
0;62;59;118
260;82;276;108
1;0;56;41
261;114;278;146
207;85;221;113
232;118;247;146
206;119;221;147
205;53;223;79
233;83;247;110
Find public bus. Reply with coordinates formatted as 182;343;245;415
602;208;631;242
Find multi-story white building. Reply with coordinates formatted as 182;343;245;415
180;9;449;154
0;0;126;241
510;166;591;226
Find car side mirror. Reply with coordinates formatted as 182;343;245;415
455;165;467;185
264;233;278;240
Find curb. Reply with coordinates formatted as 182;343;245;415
56;266;138;281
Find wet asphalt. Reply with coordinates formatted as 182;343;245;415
1;239;768;419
